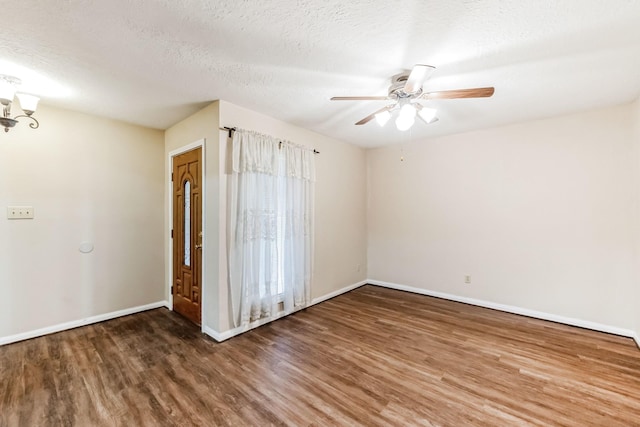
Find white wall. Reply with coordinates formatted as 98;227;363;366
0;105;165;340
218;100;368;332
368;103;638;330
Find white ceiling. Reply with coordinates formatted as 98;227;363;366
2;0;640;147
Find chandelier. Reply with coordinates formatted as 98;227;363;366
0;74;40;133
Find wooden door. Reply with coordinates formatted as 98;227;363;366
172;147;202;325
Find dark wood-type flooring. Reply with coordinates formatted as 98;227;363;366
2;285;640;426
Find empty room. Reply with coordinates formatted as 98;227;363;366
1;1;640;425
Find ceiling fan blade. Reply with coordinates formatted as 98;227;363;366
330;96;390;101
404;64;436;94
421;87;495;100
355;104;396;125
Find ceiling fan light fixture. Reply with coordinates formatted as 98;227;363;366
375;110;391;127
395;113;415;131
418;106;437;123
394;103;418;130
399;103;417;120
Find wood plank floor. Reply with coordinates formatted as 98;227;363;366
1;285;640;426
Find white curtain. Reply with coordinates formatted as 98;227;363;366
228;129;315;327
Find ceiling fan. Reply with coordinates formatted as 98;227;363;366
331;64;495;131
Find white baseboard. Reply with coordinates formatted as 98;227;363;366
202;325;227;342
311;280;367;305
633;332;640;349
368;279;637;339
202;312;288;342
203;280;367;342
0;301;169;346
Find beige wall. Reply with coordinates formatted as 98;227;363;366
0;104;165;339
4;99;638;344
368;103;638;330
634;98;640;343
218;100;368;331
164;101;221;331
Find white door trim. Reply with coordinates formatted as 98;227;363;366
168;139;206;329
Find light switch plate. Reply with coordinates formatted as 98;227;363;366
7;206;34;219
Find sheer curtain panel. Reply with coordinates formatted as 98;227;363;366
228;129;315;327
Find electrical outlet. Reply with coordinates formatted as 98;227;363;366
464;275;471;284
7;206;34;219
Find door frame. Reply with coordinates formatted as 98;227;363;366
168;139;206;330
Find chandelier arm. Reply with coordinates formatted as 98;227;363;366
13;115;39;129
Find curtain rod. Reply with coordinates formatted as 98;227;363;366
221;126;320;154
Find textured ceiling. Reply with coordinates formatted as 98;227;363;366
2;0;640;147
